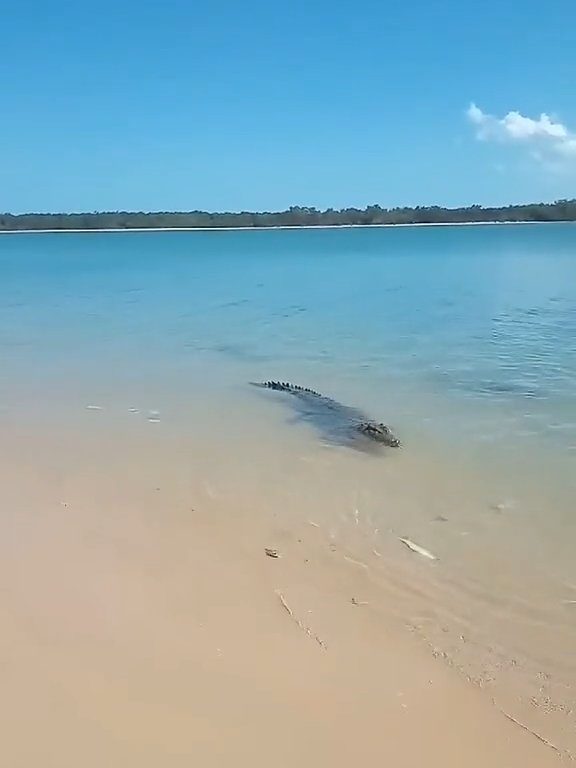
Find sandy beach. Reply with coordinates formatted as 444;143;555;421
0;408;568;767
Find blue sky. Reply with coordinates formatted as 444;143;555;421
2;0;575;212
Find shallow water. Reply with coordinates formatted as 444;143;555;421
1;224;575;733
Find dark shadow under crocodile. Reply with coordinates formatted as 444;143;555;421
251;381;400;453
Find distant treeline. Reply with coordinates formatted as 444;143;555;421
2;200;576;231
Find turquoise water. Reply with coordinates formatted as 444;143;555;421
2;224;576;723
2;224;575;459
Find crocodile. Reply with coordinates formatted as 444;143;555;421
251;381;400;450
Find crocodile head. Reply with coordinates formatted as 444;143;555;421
358;421;400;447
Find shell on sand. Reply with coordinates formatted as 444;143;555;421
399;537;437;561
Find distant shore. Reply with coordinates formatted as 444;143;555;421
3;198;574;233
0;220;560;235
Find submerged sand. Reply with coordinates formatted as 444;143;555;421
0;398;571;766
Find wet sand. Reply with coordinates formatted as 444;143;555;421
0;400;570;766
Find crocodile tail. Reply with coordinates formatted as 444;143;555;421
250;380;290;391
250;380;324;397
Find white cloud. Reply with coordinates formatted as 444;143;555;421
466;103;576;166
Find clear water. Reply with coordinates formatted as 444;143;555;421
2;225;575;452
1;224;576;723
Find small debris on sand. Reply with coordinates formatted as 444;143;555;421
492;698;562;755
490;499;516;513
399;537;437;561
265;548;280;559
351;597;369;606
275;590;326;650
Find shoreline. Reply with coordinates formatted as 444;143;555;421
0;220;565;234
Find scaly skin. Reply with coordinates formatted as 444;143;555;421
252;381;401;448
